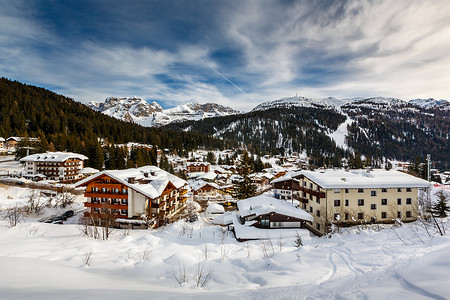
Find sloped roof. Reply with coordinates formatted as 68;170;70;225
237;195;313;222
299;169;431;189
75;165;187;199
189;179;219;191
20;152;88;163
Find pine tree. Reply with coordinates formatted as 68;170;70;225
235;151;257;200
430;190;450;217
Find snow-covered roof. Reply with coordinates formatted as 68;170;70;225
0;137;5;142
186;161;210;166
237;195;313;222
20;152;88;163
299;169;431;189
189;180;219;191
271;171;302;184
80;167;99;174
198;171;217;180
6;137;39;142
232;212;312;240
75;166;187;199
205;203;225;214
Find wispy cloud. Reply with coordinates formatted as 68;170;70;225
0;0;449;111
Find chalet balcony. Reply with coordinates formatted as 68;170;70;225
83;211;124;219
151;201;165;209
297;186;325;198
84;202;128;210
89;183;125;189
85;192;128;199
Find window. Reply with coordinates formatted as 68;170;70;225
345;199;349;206
358;188;364;193
260;219;269;227
382;188;387;193
397;198;402;205
406;198;412;205
302;203;306;209
345;189;349;194
358;213;364;219
358;199;364;206
334;189;340;193
316;210;320;217
371;204;376;210
345;213;349;220
334;213;340;221
122;189;127;194
93;207;99;213
381;212;387;219
316;198;320;204
406;211;412;218
406;188;412;192
397;188;402;192
371;191;377;196
334;200;341;207
310;207;313;213
310;183;313;189
397;211;401;218
121;209;127;215
101;198;106;203
381;199;387;205
316;223;320;230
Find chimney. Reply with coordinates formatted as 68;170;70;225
127;177;135;184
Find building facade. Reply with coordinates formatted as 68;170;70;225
20;152;88;182
186;162;210;173
275;169;430;234
75;166;188;229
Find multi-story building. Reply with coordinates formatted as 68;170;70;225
20;152;88;182
186;162;210;173
277;169;430;235
5;137;39;150
75;166;188;229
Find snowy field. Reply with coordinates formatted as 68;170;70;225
0;186;449;299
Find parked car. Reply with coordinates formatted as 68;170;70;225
62;210;74;219
51;216;64;224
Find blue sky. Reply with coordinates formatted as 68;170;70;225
1;0;450;111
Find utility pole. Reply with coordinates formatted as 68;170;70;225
426;154;431;211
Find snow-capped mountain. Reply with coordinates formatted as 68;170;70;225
408;98;449;110
88;97;239;127
251;96;408;111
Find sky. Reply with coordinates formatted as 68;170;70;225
1;0;450;111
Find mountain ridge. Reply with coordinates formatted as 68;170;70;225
88;97;239;127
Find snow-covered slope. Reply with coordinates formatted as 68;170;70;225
88;98;239;127
409;98;450;110
252;96;409;112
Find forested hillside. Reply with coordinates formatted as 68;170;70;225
166;107;347;168
0;78;237;169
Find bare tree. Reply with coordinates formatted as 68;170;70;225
26;190;46;213
139;243;152;262
55;186;75;208
173;261;190;285
82;247;94;266
3;206;26;227
201;244;210;261
193;262;213;288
